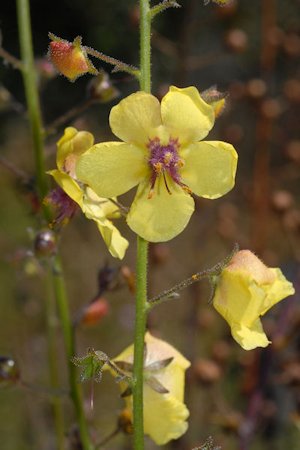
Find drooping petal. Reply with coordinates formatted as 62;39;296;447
259;268;295;315
127;175;195;242
142;386;189;445
48;169;83;207
81;188;128;259
76;142;147;198
96;221;128;259
109;91;162;145
56;127;94;173
161;86;215;144
180;141;237;199
231;320;270;351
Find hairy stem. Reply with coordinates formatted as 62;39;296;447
52;256;94;450
131;2;152;449
133;237;148;450
16;1;93;448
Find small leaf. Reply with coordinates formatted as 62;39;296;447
146;356;174;372
72;348;108;383
146;376;169;394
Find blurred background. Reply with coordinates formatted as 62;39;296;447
0;0;300;449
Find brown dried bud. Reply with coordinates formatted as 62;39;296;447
118;408;134;435
0;357;20;386
34;229;57;257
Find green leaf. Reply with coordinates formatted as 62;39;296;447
72;348;108;383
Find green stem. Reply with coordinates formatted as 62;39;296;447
139;0;151;93
133;237;148;450
45;273;65;450
16;0;48;203
16;1;93;449
52;255;94;450
131;2;152;449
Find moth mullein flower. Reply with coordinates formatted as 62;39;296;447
48;33;97;82
212;250;295;350
48;127;128;259
76;86;238;242
111;332;190;445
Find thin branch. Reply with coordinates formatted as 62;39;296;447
147;244;239;308
84;46;140;78
0;46;23;70
150;1;181;19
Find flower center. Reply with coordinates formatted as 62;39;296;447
147;137;191;198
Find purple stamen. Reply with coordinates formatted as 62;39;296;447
147;137;191;197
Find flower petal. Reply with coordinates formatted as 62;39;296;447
127;175;195;242
111;333;190;445
259;268;295;315
56;127;94;173
109;91;162;144
161;86;215;144
231;320;270;351
181;141;238;198
143;385;189;445
76;142;147;198
81;188;128;259
48;169;83;207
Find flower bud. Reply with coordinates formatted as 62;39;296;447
87;71;119;103
118;408;134;435
48;33;97;82
201;87;227;118
0;357;20;387
34;229;57;257
81;297;109;326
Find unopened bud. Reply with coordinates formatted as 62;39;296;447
201;87;227;118
48;33;98;82
34;229;57;257
118;408;133;435
0;357;20;387
81;297;109;326
87;71;120;103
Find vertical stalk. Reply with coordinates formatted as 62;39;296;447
16;0;48;202
45;273;65;450
132;2;151;449
133;237;148;450
16;1;93;449
139;0;151;93
52;256;94;450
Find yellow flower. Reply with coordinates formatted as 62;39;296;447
111;332;190;445
212;250;295;350
48;127;128;259
76;86;238;242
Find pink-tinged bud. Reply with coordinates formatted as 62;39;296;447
201;86;227;118
48;33;98;82
81;297;109;326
